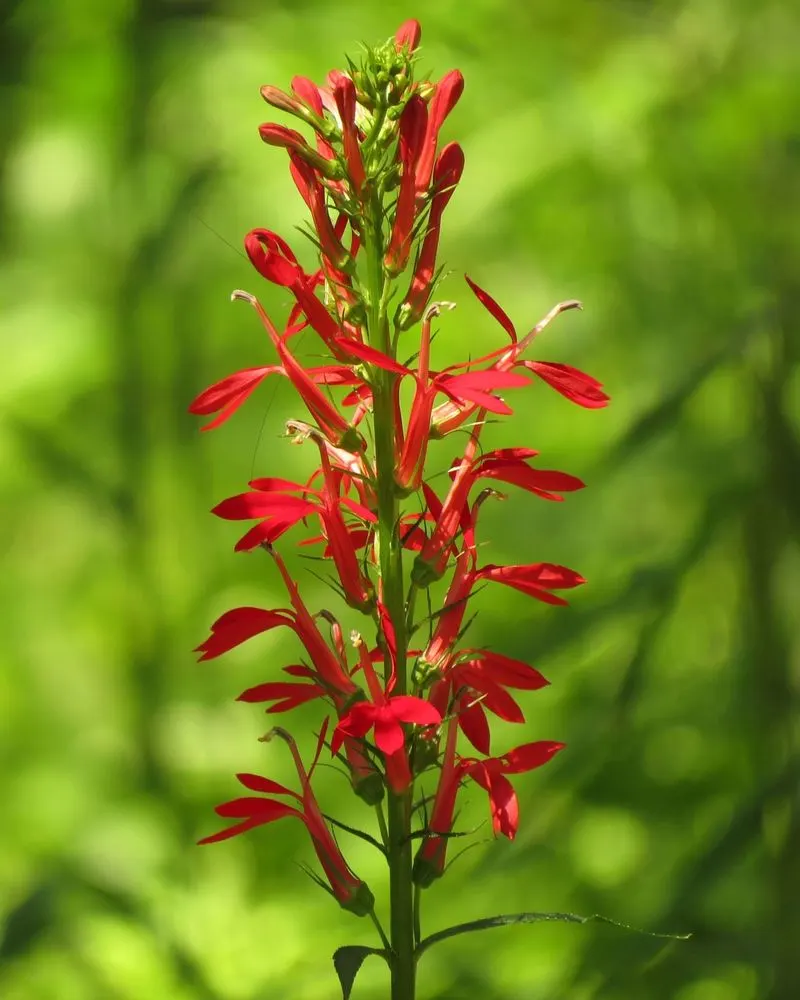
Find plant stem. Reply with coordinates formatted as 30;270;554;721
365;207;416;1000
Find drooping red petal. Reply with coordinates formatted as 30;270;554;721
471;681;526;723
477;563;586;605
469;650;549;690
331;702;377;754
498;740;566;774
484;772;519;839
235;772;299;798
458;699;491;755
232;517;302;552
522;361;609;409
464;275;517;342
236;680;324;712
189;366;281;430
388;695;443;728
373;713;406;756
475;459;585;499
212;492;315;521
195;607;290;660
333;337;412;376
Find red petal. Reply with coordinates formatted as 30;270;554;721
458;700;491;755
499;740;565;774
333;337;412;377
373;715;405;756
524;361;609;409
331;703;376;753
195;607;288;660
212;492;315;521
476;460;585;498
214;796;295;820
465;275;517;342
468;651;549;690
388;695;442;727
236;681;323;710
189;366;280;428
235;772;298;797
247;477;306;493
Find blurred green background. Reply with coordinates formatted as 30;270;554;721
2;0;799;998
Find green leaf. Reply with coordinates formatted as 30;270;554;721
415;911;691;962
332;945;386;1000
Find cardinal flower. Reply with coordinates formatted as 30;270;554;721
212;433;375;609
331;633;441;792
199;724;374;915
463;740;565;839
430;279;607;436
429;649;550;755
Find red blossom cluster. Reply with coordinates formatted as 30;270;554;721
191;18;608;920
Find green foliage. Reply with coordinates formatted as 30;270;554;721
2;0;799;998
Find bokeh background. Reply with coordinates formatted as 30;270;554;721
2;0;799;998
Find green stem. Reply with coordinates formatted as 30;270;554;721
364;207;416;1000
375;801;390;848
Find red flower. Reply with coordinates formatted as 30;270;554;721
400;141;465;327
429;649;549;755
212;434;375;609
331;73;365;192
395;19;422;52
230;288;364;451
413;718;461;885
385;95;428;275
331;632;441;792
413;440;584;583
332;696;441;758
430;279;607;436
199;724;374;915
189;362;359;433
195;548;359;699
463;740;565;839
415;70;465;198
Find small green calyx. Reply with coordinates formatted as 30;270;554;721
351;771;385;805
411;555;444;589
341;881;376;917
411;854;441;890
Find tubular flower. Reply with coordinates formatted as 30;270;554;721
462;740;566;839
385;95;428;275
398;141;465;328
412;718;462;886
212;471;375;609
200;724;374;916
415;70;465;198
430;279;607;436
230;288;365;451
331;634;441;792
331;73;366;192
